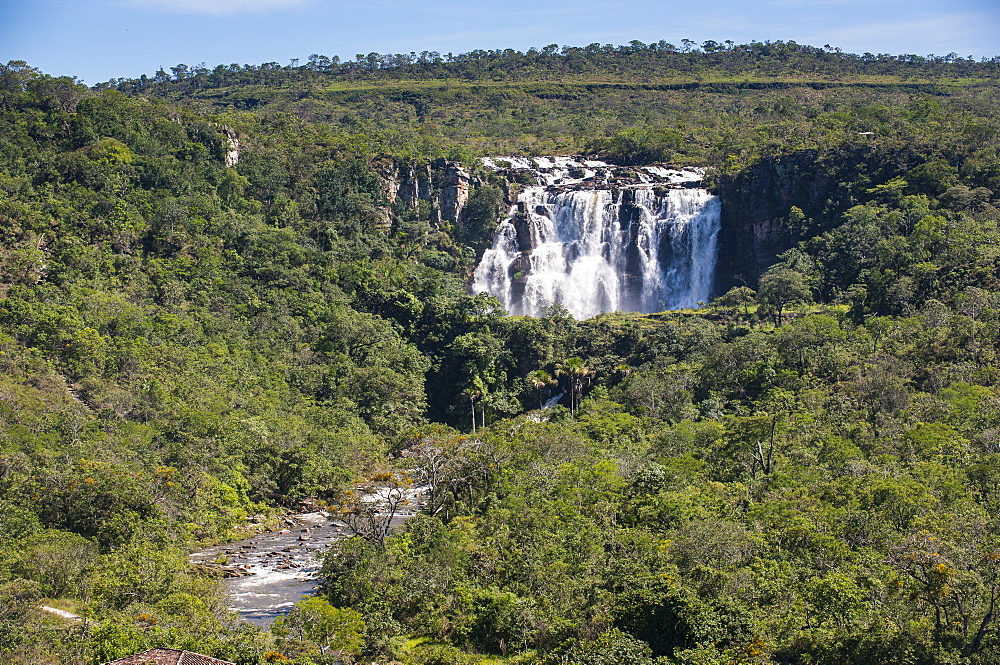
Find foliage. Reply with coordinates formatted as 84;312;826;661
1;39;1000;663
271;597;365;657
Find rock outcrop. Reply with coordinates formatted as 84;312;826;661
377;158;481;228
222;128;239;168
712;147;882;293
440;160;472;225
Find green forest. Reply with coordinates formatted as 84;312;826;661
1;40;1000;663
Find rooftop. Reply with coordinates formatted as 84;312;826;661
104;648;235;665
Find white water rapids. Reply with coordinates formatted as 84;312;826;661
189;487;426;626
472;157;721;319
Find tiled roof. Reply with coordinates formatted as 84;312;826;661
104;648;235;665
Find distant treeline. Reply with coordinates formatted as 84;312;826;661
99;39;1000;94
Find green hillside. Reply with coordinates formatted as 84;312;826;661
104;41;1000;162
2;41;1000;663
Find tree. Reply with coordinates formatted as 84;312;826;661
462;375;487;433
552;628;656;665
527;369;558;409
407;429;500;519
272;597;365;656
12;529;97;597
556;357;595;415
757;268;812;326
460;185;505;255
711;285;756;321
890;528;1000;657
593;126;684;165
851;354;911;441
621;368;693;421
333;472;414;549
0;60;39;106
0;578;41;648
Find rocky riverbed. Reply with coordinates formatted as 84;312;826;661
190;489;425;626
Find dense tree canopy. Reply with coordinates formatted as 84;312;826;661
1;40;1000;664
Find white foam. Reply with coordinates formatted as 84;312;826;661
482;156;703;190
472;163;719;319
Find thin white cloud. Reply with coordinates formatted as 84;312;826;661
119;0;310;16
767;0;903;6
824;11;997;54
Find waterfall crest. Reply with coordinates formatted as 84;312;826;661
472;157;721;319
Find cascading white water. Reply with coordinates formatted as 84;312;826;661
472;157;721;319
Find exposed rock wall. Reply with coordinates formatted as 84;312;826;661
380;161;432;209
222;128;240;167
439;160;472;226
713;155;818;290
377;158;478;228
713;147;884;293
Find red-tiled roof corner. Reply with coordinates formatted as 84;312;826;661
178;650;236;665
104;648;234;665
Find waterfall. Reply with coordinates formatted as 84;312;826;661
472;157;721;319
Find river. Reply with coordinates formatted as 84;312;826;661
189;489;425;626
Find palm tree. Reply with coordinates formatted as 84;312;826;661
462;386;480;433
555;357;595;415
462;375;487;433
527;369;557;409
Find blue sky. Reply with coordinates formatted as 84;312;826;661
1;0;998;84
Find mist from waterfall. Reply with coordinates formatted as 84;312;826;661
472;158;721;319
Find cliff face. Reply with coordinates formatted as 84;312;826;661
375;150;896;303
379;161;432;209
377;158;476;228
222;128;240;168
440;160;473;225
714;153;824;290
713;146;890;293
